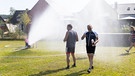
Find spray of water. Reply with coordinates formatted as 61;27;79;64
28;0;123;63
28;6;65;45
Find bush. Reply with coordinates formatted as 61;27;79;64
0;29;3;38
1;27;25;39
8;33;18;39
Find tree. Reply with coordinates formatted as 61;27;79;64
0;20;5;39
20;10;31;26
9;7;15;15
16;9;31;39
7;7;15;23
0;20;5;25
0;28;4;39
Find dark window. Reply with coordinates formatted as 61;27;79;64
127;7;130;11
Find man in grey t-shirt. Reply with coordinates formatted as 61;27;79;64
64;24;78;69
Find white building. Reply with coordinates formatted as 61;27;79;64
114;3;135;26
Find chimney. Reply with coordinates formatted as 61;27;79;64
114;2;117;10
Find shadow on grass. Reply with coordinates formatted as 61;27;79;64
76;57;87;60
1;48;33;58
65;70;88;76
13;46;30;51
29;68;66;76
29;68;87;76
119;51;135;56
8;49;33;56
0;49;33;64
119;53;130;56
119;50;135;56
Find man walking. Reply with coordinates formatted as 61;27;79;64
64;24;78;69
81;25;99;73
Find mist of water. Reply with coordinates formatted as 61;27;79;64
28;0;125;63
28;0;118;44
28;6;65;45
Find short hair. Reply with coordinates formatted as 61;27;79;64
130;26;135;30
67;24;73;29
130;26;134;28
87;24;93;28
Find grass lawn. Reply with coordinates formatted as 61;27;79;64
0;40;135;76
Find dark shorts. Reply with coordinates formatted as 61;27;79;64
86;46;96;54
132;39;135;43
66;47;75;54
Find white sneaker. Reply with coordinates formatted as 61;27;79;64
87;68;91;73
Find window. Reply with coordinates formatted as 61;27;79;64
127;7;130;11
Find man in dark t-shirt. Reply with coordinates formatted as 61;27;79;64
81;25;99;73
64;24;78;69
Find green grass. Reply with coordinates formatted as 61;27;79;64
0;40;135;76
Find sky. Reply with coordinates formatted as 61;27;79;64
0;0;135;15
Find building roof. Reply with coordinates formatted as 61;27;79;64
26;0;49;34
10;10;25;24
28;0;48;20
0;16;9;31
0;15;10;19
0;16;5;23
120;16;135;20
117;3;135;14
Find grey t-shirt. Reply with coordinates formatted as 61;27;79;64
66;30;77;48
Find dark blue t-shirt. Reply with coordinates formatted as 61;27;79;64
85;31;98;46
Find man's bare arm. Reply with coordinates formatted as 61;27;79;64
94;37;99;45
63;31;69;42
81;34;86;40
76;33;79;41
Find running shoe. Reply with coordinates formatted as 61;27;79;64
65;65;70;69
87;68;91;73
91;66;94;69
125;50;129;53
72;63;76;67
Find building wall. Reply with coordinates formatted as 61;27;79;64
117;3;135;14
116;3;135;26
28;0;49;20
27;0;49;34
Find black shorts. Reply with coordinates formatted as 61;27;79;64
132;39;135;43
86;46;96;54
66;47;75;54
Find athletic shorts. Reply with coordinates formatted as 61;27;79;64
132;39;135;43
86;46;96;54
66;47;75;54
